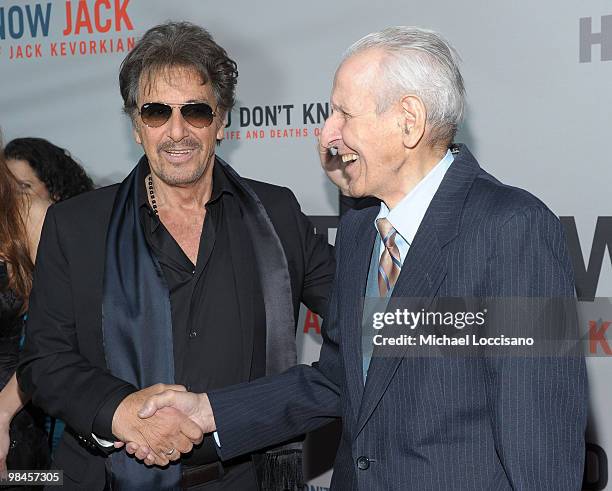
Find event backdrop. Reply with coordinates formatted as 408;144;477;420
1;1;610;489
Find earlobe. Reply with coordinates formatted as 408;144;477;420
216;114;226;141
133;127;142;145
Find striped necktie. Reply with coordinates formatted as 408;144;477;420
376;217;401;296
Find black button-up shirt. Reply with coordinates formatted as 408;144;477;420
140;166;246;389
124;163;265;465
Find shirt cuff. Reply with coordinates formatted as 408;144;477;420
91;433;114;447
92;384;138;440
213;431;221;447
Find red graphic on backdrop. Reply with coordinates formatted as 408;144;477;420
303;310;321;335
62;0;133;35
1;0;135;60
589;320;612;354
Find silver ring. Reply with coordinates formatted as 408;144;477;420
164;448;176;456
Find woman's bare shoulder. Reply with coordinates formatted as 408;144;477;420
21;195;51;261
24;195;51;229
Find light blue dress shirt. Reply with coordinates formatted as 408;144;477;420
374;149;454;264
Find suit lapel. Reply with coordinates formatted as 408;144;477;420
354;144;482;436
356;218;446;435
341;207;378;421
217;157;297;376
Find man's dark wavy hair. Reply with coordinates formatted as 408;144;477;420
4;137;94;202
119;21;238;119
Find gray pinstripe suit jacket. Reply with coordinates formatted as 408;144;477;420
208;144;588;490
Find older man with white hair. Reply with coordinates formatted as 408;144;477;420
136;27;587;490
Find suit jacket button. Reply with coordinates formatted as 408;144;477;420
357;456;370;470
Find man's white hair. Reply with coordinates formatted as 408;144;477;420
342;26;466;146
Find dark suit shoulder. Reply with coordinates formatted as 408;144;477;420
469;172;558;224
243;178;297;211
50;184;119;223
44;184;119;247
464;173;570;275
241;178;306;235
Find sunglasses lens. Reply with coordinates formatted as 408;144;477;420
140;103;172;127
180;103;214;128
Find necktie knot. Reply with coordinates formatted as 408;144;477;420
376;217;396;244
375;217;401;296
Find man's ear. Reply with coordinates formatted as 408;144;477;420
216;112;226;141
132;117;143;145
399;95;426;149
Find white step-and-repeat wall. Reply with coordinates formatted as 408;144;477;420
1;1;610;489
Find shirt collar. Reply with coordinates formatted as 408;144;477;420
208;158;235;204
375;149;454;245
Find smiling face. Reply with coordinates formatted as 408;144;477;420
323;49;407;200
6;158;52;202
132;65;224;187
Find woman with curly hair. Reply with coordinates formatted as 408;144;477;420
0;145;51;484
4;137;94;203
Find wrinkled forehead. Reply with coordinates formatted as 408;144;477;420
137;64;210;102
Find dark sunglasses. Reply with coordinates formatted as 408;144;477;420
139;102;217;128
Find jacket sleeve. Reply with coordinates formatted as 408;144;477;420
483;206;588;490
17;206;136;440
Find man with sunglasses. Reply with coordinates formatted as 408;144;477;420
17;21;335;491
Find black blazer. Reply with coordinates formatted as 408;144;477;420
207;145;588;490
17;173;335;489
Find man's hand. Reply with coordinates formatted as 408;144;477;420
122;390;215;464
317;118;352;196
112;384;203;466
138;390;215;433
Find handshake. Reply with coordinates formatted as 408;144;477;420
111;384;214;466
